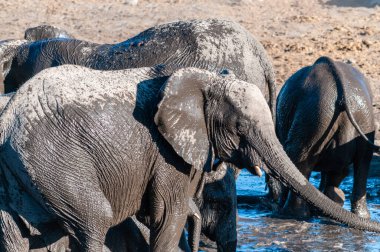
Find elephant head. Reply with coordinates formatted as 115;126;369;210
155;67;380;232
24;25;73;41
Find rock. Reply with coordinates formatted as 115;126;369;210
124;0;138;5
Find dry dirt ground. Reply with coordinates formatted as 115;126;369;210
1;0;380;141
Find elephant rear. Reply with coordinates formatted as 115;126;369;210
277;57;375;164
275;56;376;218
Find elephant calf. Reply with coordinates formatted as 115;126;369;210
271;56;378;219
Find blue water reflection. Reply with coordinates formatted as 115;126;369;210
236;167;380;251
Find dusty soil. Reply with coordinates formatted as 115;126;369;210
1;0;380;140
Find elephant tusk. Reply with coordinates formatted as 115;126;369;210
253;165;262;177
194;212;201;219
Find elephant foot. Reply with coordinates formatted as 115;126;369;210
324;186;345;206
352;196;370;219
280;197;311;219
265;175;286;207
216;240;237;252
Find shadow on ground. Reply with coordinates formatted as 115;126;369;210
323;0;380;7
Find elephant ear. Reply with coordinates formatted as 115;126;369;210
154;68;215;171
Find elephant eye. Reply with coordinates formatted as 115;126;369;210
237;119;250;134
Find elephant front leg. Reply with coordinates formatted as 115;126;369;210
0;210;29;252
149;202;187;252
149;175;188;251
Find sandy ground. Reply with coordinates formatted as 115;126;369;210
1;0;380;141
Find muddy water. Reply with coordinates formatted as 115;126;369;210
200;156;380;251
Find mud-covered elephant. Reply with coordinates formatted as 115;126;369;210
268;56;379;219
0;95;236;252
2;65;380;252
0;19;276;118
0;19;275;251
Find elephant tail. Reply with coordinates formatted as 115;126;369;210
266;66;277;124
346;104;380;152
319;56;380;153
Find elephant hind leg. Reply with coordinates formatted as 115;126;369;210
324;186;345;206
65;203;113;252
0;210;29;252
51;185;114;251
321;168;349;207
351;145;372;219
282;161;313;218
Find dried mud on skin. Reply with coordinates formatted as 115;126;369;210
1;0;380;141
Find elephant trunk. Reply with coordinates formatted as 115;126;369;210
204;161;228;184
251;134;380;232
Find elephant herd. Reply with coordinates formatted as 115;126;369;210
0;19;379;252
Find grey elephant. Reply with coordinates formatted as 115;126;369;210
2;65;380;252
0;19;274;251
0;97;234;252
0;24;73;93
0;19;276;118
24;25;73;41
0;65;258;252
0;94;200;252
269;56;379;219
